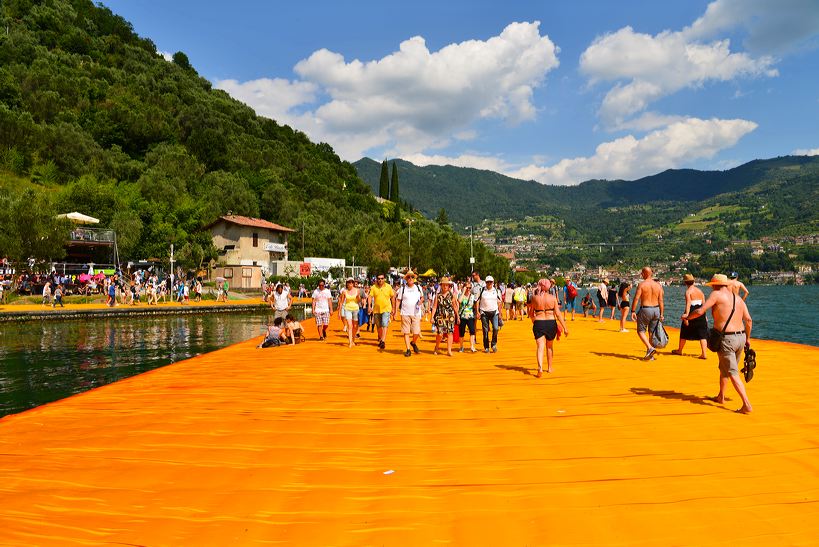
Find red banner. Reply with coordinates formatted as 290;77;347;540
299;262;311;277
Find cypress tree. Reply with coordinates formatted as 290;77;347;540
379;160;389;199
389;161;400;201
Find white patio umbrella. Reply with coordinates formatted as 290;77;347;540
56;212;100;224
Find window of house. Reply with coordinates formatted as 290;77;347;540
252;233;258;247
224;269;233;278
242;268;253;278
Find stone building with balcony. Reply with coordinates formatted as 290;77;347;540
206;215;295;289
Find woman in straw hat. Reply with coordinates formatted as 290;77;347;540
431;276;459;356
672;274;708;359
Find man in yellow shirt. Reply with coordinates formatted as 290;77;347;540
368;274;396;349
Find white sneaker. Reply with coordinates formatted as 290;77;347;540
619;329;630;333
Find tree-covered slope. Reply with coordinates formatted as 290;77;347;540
354;156;819;234
0;0;508;277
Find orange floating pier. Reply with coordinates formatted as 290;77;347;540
1;316;818;545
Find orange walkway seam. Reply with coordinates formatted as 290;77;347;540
1;316;818;545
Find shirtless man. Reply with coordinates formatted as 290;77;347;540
684;274;753;414
527;278;569;377
728;272;749;301
631;266;664;360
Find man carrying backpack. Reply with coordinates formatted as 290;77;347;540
563;275;579;321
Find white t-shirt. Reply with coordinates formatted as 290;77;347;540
598;283;608;299
273;291;289;311
312;288;332;313
478;287;501;313
398;284;423;317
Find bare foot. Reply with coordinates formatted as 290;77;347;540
547;367;553;374
705;395;725;404
698;355;707;360
536;370;542;378
447;351;453;357
735;406;752;414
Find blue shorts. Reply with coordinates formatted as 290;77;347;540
374;312;391;327
564;297;576;312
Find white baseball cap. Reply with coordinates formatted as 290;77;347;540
485;275;494;282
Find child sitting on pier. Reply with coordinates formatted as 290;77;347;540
258;317;284;348
282;314;305;345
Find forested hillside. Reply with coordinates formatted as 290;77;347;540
354;156;819;239
0;0;507;277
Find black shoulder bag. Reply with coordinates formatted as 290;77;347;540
707;294;735;353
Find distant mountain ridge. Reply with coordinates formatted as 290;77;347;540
354;155;819;227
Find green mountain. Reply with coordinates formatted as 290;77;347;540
354;156;819;240
0;0;507;277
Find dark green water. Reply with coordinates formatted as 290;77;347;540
1;286;816;418
0;312;283;418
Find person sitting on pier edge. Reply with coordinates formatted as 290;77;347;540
258;317;284;348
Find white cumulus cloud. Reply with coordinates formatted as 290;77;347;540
506;117;758;185
581;26;776;126
216;22;559;159
401;153;513;173
792;148;819;156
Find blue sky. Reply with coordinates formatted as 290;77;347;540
103;0;819;184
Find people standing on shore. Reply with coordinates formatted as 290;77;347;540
563;276;578;321
52;283;64;308
42;281;51;306
596;279;609;322
631;267;664;360
581;291;596;317
458;280;478;352
528;278;569;377
338;278;361;348
107;277;116;307
432;276;459;356
684;274;754;414
607;279;618;320
729;272;750;301
311;279;333;340
397;272;424;357
672;274;708;359
617;281;632;332
476;275;502;353
368;273;395;350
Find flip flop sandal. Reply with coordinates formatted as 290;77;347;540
741;348;757;382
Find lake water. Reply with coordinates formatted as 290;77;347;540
0;312;279;417
586;284;819;347
1;285;816;418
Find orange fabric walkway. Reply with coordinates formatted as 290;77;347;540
1;315;818;545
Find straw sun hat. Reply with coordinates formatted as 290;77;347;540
439;276;453;285
682;273;695;282
705;273;731;286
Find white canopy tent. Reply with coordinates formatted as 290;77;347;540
56;211;100;225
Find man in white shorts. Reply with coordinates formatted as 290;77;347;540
397;272;424;357
312;279;333;340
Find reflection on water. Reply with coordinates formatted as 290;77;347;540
0;312;279;417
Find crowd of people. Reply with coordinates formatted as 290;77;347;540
258;268;755;414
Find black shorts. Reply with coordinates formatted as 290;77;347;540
619;300;630;309
597;294;607;307
533;319;557;341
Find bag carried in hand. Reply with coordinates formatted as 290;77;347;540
707;294;736;353
651;321;669;349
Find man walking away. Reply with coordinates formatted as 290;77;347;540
563;276;578;321
729;272;750;301
631;267;664;360
685;274;753;414
596;279;609;322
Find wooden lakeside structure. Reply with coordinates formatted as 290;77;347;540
1;316;817;545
